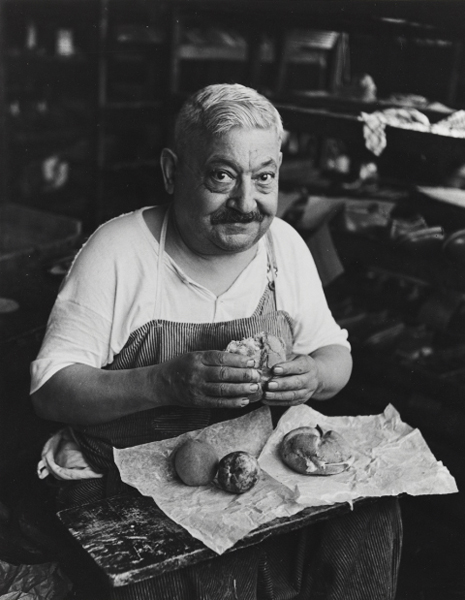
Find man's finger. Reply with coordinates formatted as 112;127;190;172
206;366;260;383
204;382;260;398
202;350;257;369
263;388;310;403
266;374;309;392
272;355;313;376
205;396;252;409
262;398;307;407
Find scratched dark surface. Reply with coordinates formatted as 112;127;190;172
58;493;373;588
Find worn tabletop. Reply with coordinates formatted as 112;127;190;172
58;493;372;588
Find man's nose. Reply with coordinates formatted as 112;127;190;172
227;177;256;213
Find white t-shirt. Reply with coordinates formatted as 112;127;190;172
30;206;349;394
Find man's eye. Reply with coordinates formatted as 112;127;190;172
210;170;234;183
257;173;275;184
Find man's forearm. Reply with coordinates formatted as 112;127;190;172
310;344;353;400
31;363;165;426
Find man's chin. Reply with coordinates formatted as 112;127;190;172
212;225;266;253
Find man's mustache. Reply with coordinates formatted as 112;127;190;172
210;208;265;225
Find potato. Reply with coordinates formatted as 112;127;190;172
174;439;219;486
217;451;260;494
280;425;352;476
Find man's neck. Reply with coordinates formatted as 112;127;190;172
165;217;259;297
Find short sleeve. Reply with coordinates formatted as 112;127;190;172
271;218;350;356
30;216;129;394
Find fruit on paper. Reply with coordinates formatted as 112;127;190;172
174;439;219;486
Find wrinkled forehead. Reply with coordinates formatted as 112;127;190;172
178;125;281;163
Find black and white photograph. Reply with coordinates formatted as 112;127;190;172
0;1;464;599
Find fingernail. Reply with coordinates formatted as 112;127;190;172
250;383;259;392
241;399;249;407
247;359;255;367
273;367;283;374
268;381;278;390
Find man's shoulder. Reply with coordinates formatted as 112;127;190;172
72;208;155;271
268;217;316;271
269;217;306;246
92;208;144;238
86;206;160;252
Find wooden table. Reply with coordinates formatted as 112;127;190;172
57;493;372;596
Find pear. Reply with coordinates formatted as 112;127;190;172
174;439;219;486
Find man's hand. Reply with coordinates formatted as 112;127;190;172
262;345;353;406
157;350;262;409
32;346;350;426
262;354;318;406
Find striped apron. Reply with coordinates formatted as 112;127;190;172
59;209;402;599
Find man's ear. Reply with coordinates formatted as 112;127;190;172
160;148;178;195
278;151;283;168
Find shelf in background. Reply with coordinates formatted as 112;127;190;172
173;0;465;41
275;91;455;121
177;44;247;61
275;103;465;158
275;103;367;150
6;51;88;64
333;230;465;293
175;45;324;64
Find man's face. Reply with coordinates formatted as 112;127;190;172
170;126;282;255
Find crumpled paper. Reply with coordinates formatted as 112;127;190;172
114;407;303;555
114;404;457;555
259;404;458;507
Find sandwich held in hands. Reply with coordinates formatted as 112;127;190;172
280;425;352;475
225;331;287;401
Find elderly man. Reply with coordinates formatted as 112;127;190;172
31;84;401;600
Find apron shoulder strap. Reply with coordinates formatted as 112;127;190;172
155;205;171;316
265;230;278;294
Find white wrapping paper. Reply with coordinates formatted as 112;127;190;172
114;404;457;555
259;404;458;507
114;407;303;555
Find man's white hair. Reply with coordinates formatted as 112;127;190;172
174;83;283;155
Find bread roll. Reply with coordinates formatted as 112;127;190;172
217;451;260;494
280;425;352;476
